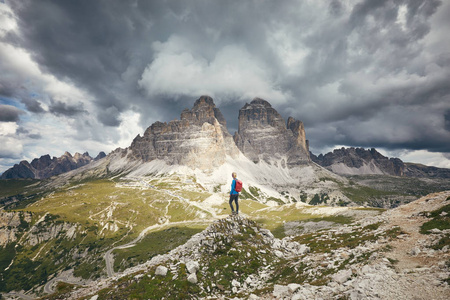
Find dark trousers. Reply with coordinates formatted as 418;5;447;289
229;194;239;213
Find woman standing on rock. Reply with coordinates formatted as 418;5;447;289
229;172;242;216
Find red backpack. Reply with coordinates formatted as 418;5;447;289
235;179;243;192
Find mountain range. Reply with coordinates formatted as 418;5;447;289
1;151;106;179
311;147;450;178
2;95;448;180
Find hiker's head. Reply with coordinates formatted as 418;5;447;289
232;172;237;178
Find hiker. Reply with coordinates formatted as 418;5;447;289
229;172;241;215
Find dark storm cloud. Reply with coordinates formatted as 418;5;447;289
16;127;42;139
4;0;450;158
444;110;450;132
48;100;86;117
21;97;45;113
0;104;24;122
0;80;16;98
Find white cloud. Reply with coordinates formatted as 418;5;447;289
381;149;450;169
139;35;287;104
117;110;144;148
0;122;18;135
0;2;17;38
0;123;22;159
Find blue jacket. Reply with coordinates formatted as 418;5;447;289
230;179;239;195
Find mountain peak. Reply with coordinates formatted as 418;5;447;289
249;97;272;107
180;95;226;127
129;96;238;170
234;98;310;166
193;95;215;108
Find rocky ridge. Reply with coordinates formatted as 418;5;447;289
311;147;450;178
234;98;310;167
65;191;449;300
0;211;79;247
1;151;106;179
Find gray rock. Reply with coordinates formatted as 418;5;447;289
288;283;301;293
275;250;284;258
155;266;168;276
332;269;353;284
186;260;199;274
409;247;421;256
187;273;197;284
232;279;241;287
273;284;290;298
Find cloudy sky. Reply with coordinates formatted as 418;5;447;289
1;0;450;173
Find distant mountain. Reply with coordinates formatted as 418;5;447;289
1;151;106;179
311;147;450;178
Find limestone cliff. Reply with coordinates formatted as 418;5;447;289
128;96;239;171
233;98;310;167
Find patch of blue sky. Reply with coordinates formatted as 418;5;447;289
0;96;22;107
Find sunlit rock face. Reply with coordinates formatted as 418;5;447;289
233;98;310;167
129;95;239;171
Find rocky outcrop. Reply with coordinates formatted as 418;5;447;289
0;210;31;246
311;147;450;178
1;151;105;179
128;96;239;171
233;98;310;167
25;220;78;246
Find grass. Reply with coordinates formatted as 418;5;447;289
113;226;204;272
420;204;450;234
95;266;201;300
346;175;450;200
341;184;397;205
40;282;78;300
251;203;362;233
1;176;215;293
20;179;211;239
292;223;400;254
420;204;450;250
0;179;40;198
271;215;354;239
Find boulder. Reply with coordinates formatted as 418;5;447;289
186;260;199;274
273;284;290;298
187;273;198;284
332;269;353;284
155;266;168;277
